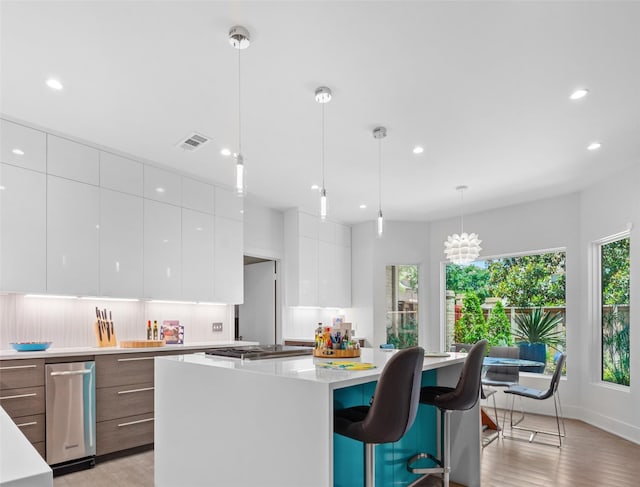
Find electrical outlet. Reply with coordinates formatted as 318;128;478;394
212;322;223;332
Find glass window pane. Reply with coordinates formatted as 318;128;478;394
385;265;418;349
601;237;630;386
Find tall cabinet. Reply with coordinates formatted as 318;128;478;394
284;209;351;308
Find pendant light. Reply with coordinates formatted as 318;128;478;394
373;126;386;238
229;25;250;197
444;185;482;265
315;86;332;220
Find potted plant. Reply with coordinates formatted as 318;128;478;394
513;308;564;373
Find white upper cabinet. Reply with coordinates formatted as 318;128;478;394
215;186;243;221
47;135;99;185
47;175;99;295
0;119;46;172
100;188;143;297
298;236;319;306
144;200;182;299
100;152;143;196
144;165;181;206
182;177;215;214
214;216;243;304
0;163;46;292
182;208;215;301
298;211;318;239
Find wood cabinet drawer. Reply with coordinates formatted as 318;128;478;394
97;413;154;455
96;353;155;388
13;413;46;444
0;385;45;417
96;382;154;422
32;441;46;460
0;359;45;389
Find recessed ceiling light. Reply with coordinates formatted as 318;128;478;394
220;148;231;156
587;142;602;151
46;78;63;90
412;146;424;154
359;204;367;209
12;148;24;156
155;187;165;193
311;184;320;190
569;88;589;100
195;227;203;231
0;185;5;191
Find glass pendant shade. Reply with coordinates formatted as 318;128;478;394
235;154;245;196
377;210;384;238
320;188;327;221
444;232;482;265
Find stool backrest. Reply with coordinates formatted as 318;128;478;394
362;346;425;444
538;352;566;400
435;339;488;411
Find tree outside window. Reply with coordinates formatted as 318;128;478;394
386;265;418;349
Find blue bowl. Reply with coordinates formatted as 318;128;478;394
10;342;52;352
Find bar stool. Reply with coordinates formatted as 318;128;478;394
407;340;487;487
334;346;425;487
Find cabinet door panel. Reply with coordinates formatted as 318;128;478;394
214;216;243;303
298;212;318;239
182;209;215;301
100;152;143;196
318;220;335;243
0;164;46;292
318;241;335;307
182;177;214;214
144;200;181;299
338;245;351;307
100;189;143;297
47;135;99;185
47;176;99;295
215;186;243;221
298;236;318;306
144;166;181;206
0;119;46;172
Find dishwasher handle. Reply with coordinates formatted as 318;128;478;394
50;369;93;377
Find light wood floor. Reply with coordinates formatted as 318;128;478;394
53;413;640;486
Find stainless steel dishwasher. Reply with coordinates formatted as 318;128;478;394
45;361;96;468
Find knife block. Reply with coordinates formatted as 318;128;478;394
94;321;117;347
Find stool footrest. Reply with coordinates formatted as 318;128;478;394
407;452;446;475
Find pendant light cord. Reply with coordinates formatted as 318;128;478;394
378;136;382;212
237;45;242;156
459;187;465;234
321;101;325;190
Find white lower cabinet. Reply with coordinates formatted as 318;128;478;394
47;176;99;295
144;200;181;299
0;164;46;292
182;208;215;302
214;216;243;304
100;189;143;297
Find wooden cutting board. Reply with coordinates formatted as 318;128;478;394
120;340;165;348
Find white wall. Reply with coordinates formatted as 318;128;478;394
579;162;639;444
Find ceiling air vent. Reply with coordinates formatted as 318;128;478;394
177;132;211;152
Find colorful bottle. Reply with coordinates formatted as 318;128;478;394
147;320;152;340
153;320;158;340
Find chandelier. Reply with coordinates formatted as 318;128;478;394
444;185;482;265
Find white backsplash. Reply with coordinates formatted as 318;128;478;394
0;294;233;349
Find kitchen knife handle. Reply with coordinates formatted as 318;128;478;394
117;417;154;428
0;392;38;400
0;364;38;370
50;369;92;376
117;386;155;395
117;357;155;362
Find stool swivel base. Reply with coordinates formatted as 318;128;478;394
406;408;451;486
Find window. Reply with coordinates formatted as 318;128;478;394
600;236;630;386
445;250;566;375
385;265;419;349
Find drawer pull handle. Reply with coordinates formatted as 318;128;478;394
117;357;155;362
0;364;38;371
118;387;155;395
50;370;92;376
16;421;38;428
117;417;154;427
0;392;37;400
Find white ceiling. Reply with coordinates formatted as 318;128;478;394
2;1;639;224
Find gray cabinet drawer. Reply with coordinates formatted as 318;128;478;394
33;441;46;460
0;385;45;417
13;413;46;444
96;353;155;388
96;382;154;422
97;412;154;455
0;359;44;389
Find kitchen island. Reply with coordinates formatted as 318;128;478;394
154;349;481;487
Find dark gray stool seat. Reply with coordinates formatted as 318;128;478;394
407;340;488;487
334;346;425;487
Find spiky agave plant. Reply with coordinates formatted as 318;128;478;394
513;308;564;348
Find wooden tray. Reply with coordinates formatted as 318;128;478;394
313;349;361;358
120;340;165;348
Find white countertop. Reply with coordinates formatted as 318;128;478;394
157;348;467;389
0;406;52;487
0;340;257;360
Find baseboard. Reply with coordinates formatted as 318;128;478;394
577;407;640;445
